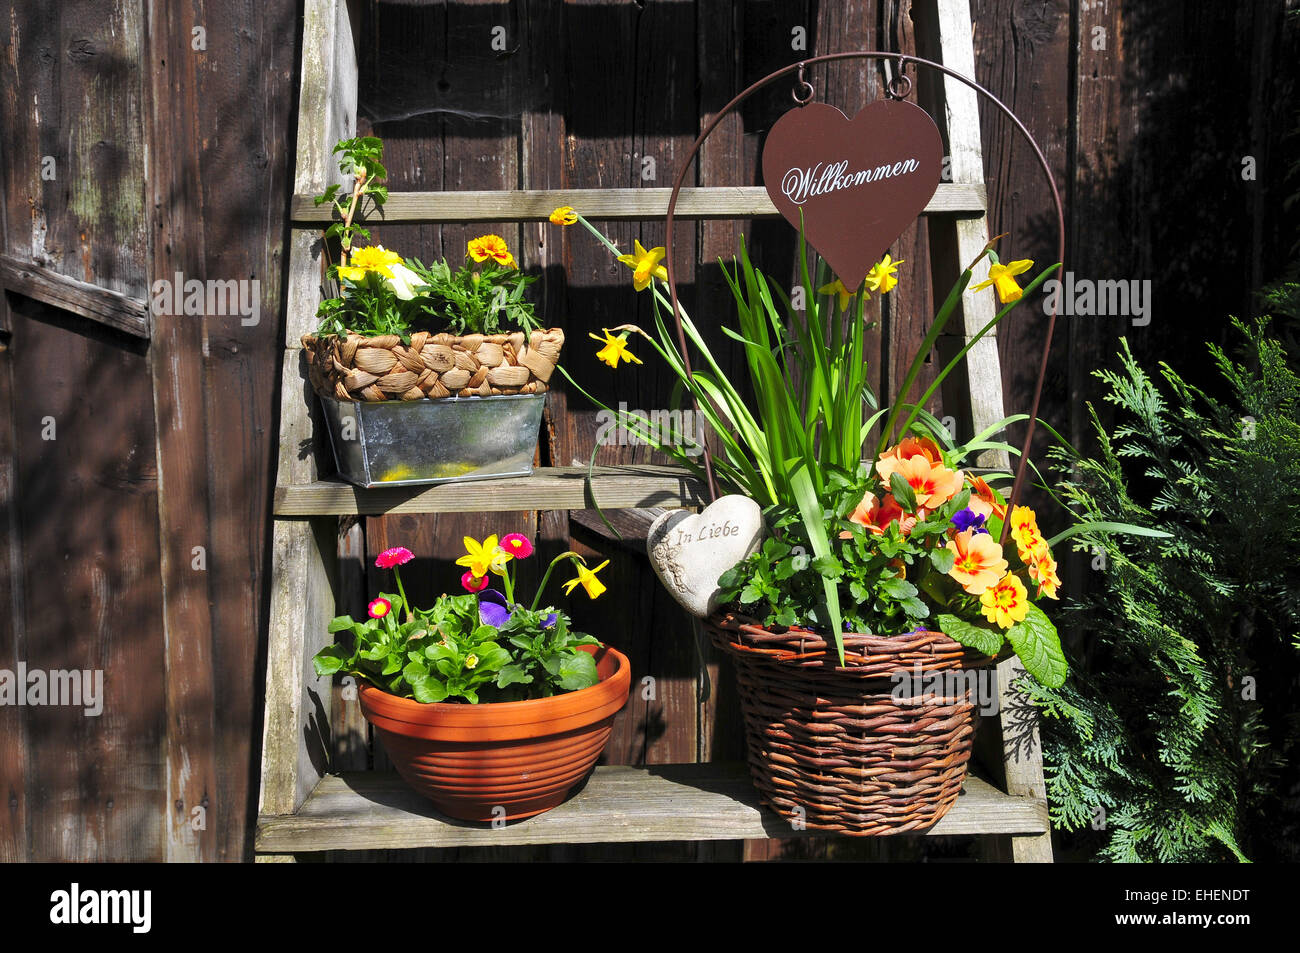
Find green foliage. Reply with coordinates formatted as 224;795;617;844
1024;318;1300;861
314;593;600;704
406;255;538;335
315;136;389;256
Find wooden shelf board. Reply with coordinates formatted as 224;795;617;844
274;465;705;515
254;763;1049;853
289;184;987;225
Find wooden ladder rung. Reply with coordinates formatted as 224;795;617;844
254;763;1050;853
273;466;707;516
289;184;987;226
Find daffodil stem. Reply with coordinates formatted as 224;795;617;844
531;551;585;611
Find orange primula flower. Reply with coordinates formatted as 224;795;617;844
1028;552;1061;600
966;474;1008;523
875;436;944;486
946;530;1009;595
891;454;964;510
980;573;1030;629
838;492;924;538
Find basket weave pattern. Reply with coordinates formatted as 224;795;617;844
707;613;980;836
302;328;564;402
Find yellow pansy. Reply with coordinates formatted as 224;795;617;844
971;259;1034;304
562;559;610;599
616;240;668;292
864;255;903;294
589;329;643;369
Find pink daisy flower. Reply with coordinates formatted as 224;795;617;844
461;571;489;593
368;597;392;619
375;546;414;569
500;533;534;559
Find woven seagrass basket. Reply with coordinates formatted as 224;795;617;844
301;328;564;402
706;612;989;836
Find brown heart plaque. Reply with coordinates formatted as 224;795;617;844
761;99;943;289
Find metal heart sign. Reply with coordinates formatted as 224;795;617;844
761;99;943;289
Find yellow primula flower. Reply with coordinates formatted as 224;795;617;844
467;234;515;268
455;535;512;579
864;255;903;294
971;259;1034;303
464;653;480;670
563;559;610;599
589;329;643;369
980;573;1030;629
338;245;403;282
617;240;668;292
549;206;578;226
817;278;859;313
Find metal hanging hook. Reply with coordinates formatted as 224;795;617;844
884;56;912;99
792;62;814;105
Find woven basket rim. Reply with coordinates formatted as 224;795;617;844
706;611;998;672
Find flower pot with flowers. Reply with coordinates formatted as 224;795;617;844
553;205;1108;834
301;136;564;486
313;536;628;822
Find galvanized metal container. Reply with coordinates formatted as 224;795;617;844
320;394;546;488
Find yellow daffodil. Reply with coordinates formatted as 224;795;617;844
455;535;512;579
864;255;903;294
980;573;1030;629
971;259;1033;303
617;240;668;291
467;234;515;268
562;559;610;599
549;206;578;226
338;245;403;282
818;278;859;312
589;328;643;369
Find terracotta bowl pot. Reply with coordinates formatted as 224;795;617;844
358;643;631;822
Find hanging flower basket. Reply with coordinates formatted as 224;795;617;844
706;612;991;836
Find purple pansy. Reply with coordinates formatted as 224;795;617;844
950;507;989;535
478;589;556;629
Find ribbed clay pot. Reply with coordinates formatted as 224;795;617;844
358;643;631;822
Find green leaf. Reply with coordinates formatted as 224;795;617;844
328;615;356;634
496;664;534;689
312;645;348;676
937;613;1004;657
556;651;599;691
879;576;918;600
889;471;917;512
1046;520;1174;547
929;547;956;573
1004;603;1068;688
411;676;448;704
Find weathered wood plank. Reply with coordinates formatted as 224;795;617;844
0;255;149;339
914;0;1009;471
275;467;705;515
6;295;165;861
259;0;358;820
255;765;1049;852
289;184;987;224
0;303;27;862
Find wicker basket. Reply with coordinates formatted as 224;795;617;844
301;328;564;402
706;612;988;836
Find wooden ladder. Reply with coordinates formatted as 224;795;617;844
255;0;1053;862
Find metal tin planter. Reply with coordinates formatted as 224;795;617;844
320;393;546;488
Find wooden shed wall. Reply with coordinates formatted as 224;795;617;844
0;0;1294;861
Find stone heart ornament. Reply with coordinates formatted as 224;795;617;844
647;496;763;618
761;99;942;290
